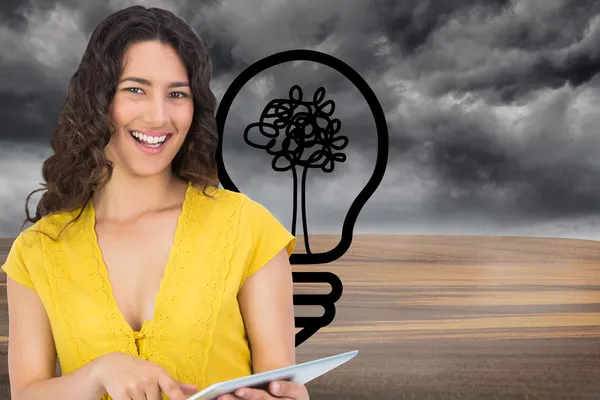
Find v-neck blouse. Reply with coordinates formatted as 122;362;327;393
2;184;296;400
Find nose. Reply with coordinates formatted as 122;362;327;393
142;96;169;127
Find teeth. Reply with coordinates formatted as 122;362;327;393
130;131;168;146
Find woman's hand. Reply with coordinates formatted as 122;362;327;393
217;380;309;400
91;352;198;400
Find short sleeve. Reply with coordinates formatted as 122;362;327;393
1;234;37;291
239;195;296;283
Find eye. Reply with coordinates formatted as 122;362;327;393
124;87;144;94
169;91;190;99
122;87;189;98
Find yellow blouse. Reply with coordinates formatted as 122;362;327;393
1;183;296;400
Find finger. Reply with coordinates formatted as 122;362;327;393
234;387;272;399
145;381;163;400
114;393;135;400
129;389;148;400
269;380;305;398
127;384;149;400
217;394;242;400
157;375;187;400
180;383;199;396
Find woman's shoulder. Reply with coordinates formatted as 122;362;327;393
187;183;295;278
189;184;278;220
190;184;255;211
14;205;88;248
3;207;84;283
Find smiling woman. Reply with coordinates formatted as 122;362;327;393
1;5;306;400
107;42;194;171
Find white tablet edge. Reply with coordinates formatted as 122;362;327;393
186;350;359;400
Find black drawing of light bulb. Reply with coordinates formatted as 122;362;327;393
216;49;388;346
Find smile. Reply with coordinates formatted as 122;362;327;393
129;130;171;147
128;130;173;155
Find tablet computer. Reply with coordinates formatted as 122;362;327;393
186;350;358;400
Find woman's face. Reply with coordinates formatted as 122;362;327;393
105;40;194;178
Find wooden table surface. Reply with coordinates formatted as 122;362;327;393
1;234;600;399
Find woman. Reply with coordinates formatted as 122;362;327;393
2;5;309;400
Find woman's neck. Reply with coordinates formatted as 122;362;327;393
92;168;187;223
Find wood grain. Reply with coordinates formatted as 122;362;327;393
1;234;599;399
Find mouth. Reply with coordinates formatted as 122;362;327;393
129;130;172;150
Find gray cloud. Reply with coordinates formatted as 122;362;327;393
1;0;600;241
410;0;600;102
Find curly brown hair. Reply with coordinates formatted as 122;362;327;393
22;5;220;239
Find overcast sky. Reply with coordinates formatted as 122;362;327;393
2;0;600;241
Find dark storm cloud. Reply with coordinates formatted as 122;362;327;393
371;0;511;55
495;0;600;52
0;0;28;30
415;0;600;102
2;0;600;239
0;86;65;143
397;74;600;220
414;109;600;218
